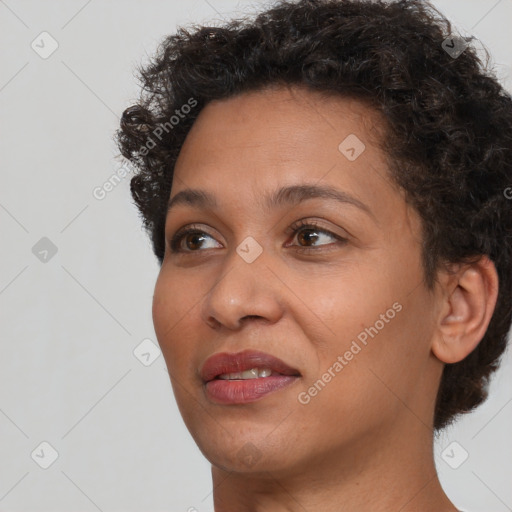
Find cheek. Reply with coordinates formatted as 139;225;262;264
152;263;207;328
295;247;433;391
152;272;206;423
316;283;433;415
152;271;198;369
152;274;176;346
294;300;432;444
293;259;401;345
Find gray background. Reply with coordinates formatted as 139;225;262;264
0;0;511;510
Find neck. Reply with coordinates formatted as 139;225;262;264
211;419;457;512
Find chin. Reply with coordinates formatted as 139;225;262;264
185;418;302;473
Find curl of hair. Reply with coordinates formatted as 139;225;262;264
116;0;512;430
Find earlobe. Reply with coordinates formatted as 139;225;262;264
432;256;499;364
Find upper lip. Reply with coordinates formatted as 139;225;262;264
200;349;301;383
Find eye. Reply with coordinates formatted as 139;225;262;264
169;224;222;253
168;220;347;254
285;219;347;253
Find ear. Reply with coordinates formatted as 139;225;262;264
432;256;499;364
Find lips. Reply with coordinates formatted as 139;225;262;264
200;349;301;383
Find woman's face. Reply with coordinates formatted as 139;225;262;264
153;85;443;475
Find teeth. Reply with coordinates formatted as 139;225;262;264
218;367;273;380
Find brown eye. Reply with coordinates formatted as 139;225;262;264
296;227;323;246
169;227;221;253
287;220;347;253
168;221;347;255
182;232;207;251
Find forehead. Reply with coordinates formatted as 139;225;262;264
171;85;402;214
180;85;383;154
175;85;389;183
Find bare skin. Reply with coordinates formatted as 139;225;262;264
152;84;498;511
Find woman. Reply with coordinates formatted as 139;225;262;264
116;0;512;510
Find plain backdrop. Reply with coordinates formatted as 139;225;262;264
0;0;511;511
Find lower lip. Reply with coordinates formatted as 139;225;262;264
205;376;299;404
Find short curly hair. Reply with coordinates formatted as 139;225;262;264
116;0;512;430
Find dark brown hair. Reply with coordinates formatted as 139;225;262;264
115;0;512;430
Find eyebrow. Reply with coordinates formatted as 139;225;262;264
167;184;374;219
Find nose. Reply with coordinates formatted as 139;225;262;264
200;249;285;331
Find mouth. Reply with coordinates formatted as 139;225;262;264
200;349;301;404
215;368;291;380
200;349;301;383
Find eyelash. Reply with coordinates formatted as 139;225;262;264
168;219;347;255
